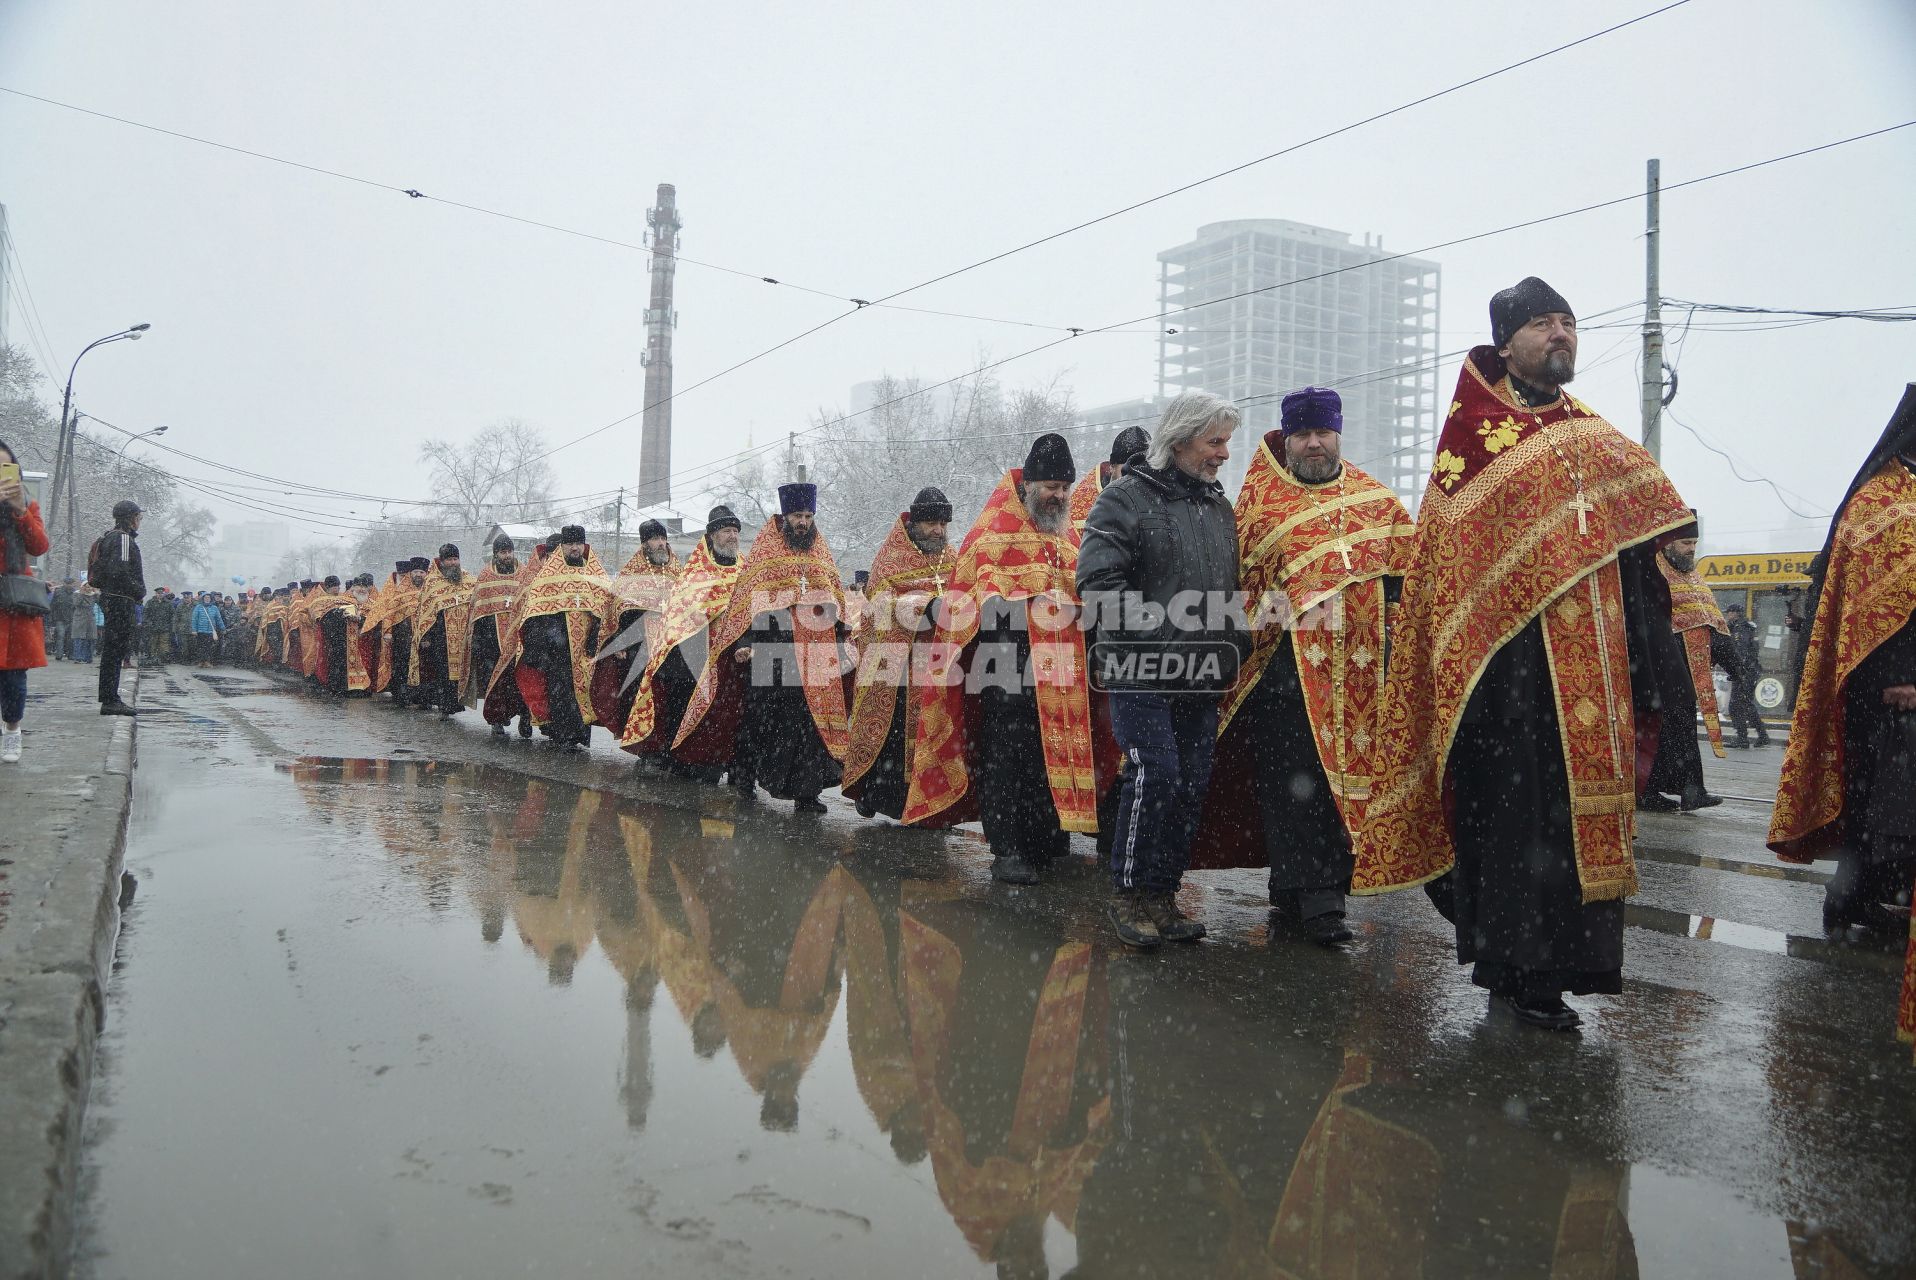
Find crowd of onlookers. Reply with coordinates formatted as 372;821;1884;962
45;583;252;669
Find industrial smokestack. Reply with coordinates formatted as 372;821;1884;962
637;184;680;508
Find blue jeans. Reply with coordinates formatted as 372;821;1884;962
0;668;26;724
1108;691;1218;894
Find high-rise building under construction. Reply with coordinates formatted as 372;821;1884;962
1155;218;1440;504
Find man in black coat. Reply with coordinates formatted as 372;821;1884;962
1077;391;1248;949
87;500;145;715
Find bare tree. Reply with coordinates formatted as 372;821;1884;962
706;366;1078;575
270;541;339;582
419;418;559;527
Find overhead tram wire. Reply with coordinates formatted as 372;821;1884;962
859;1;1695;309
0;1;1693;457
662;122;1911;496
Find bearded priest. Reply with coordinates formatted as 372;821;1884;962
905;434;1116;885
1352;276;1691;1032
673;486;852;813
843;486;958;820
1189;386;1414;947
620;507;744;776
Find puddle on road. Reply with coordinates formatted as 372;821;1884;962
78;755;1913;1279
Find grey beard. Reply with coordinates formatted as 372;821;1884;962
907;530;948;556
440;566;463;583
1289;455;1341;484
1030;501;1068;535
1541;348;1576;385
712;547;738;567
643;546;671;567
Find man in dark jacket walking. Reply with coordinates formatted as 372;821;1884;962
1724;603;1772;747
1077;391;1247;948
87;500;145;715
48;580;75;661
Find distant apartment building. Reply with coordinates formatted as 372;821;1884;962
204;519;290;589
1070;397;1160;472
1156;219;1440;504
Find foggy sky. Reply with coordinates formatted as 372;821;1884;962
2;0;1912;560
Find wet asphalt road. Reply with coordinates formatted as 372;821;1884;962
73;668;1916;1279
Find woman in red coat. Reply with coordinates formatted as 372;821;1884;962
0;437;51;763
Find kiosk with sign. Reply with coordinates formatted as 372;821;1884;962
1695;550;1815;719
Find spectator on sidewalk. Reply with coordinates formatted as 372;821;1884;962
142;587;172;663
0;438;52;762
48;578;74;661
170;586;195;663
191;590;224;667
72;584;100;663
87;500;144;716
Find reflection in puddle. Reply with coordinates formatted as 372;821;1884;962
272;756;1897;1278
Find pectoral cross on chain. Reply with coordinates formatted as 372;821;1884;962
1333;533;1353;571
797;570;809;595
1567;487;1594;536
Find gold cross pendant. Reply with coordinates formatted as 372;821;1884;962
1567;488;1593;536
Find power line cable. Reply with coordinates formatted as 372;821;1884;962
864;1;1696;307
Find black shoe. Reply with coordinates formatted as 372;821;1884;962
1490;993;1581;1031
731;776;757;797
991;855;1039;886
100;701;138;716
1679;791;1725;811
1144;891;1206;943
1106;892;1161;950
1756;738;1773;748
1303;913;1355;948
854;796;877;819
1824;901;1902;938
491;723;507;738
1729;739;1751;749
1636;792;1679;812
794;796;827;815
517;717;534;739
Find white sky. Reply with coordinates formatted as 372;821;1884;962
2;0;1912;557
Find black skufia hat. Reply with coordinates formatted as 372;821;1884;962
1022;432;1075;484
908;486;952;524
638;519;668;541
1109;425;1151;467
1489;276;1575;348
706;505;742;534
557;525;587;546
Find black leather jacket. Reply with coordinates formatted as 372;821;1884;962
1076;459;1248;679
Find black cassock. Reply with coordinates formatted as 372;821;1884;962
856;692;913;819
387;619;415;703
1431;542;1674;1001
1247;634;1353;916
971;607;1070;865
736;611;841;801
1641;563;1707;801
470;615;503;701
415;615;460;713
317;609;349;695
1827;617;1916;920
522;612;598;746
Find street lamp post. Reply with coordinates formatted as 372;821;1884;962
110;423;170;459
47;323;151;574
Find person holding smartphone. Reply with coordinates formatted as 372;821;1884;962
0;438;52;762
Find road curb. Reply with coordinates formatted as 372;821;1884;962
0;669;137;1280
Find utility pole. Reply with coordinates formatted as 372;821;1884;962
637;184;680;508
612;486;624;568
1640;158;1663;462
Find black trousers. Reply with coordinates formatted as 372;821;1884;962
98;597;136;705
1727;682;1768;742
